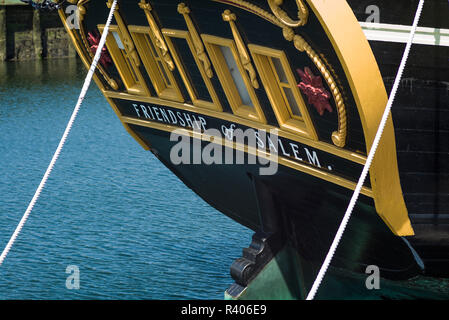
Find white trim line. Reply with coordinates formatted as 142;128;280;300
360;22;449;47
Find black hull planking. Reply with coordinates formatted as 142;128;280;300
59;0;449;298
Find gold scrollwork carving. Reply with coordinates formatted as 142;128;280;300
267;0;308;27
222;9;259;89
106;0;141;68
213;0;346;147
138;0;175;71
66;0;118;90
214;0;284;27
177;3;213;78
283;27;347;147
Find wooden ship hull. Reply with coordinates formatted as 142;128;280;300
58;0;449;299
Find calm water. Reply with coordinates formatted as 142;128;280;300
0;58;252;299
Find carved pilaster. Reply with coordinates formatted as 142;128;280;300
58;1;119;90
222;9;259;89
177;3;213;78
107;0;140;67
139;0;175;71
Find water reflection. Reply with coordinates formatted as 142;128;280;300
0;58;82;87
0;57;252;299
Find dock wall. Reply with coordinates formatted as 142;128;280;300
0;4;75;61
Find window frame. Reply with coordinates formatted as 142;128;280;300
249;44;317;140
202;35;266;124
128;25;184;103
162;28;222;111
98;24;149;96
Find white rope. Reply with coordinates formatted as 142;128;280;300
0;0;118;267
306;0;425;300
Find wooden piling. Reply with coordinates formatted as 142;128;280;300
32;9;42;59
0;6;6;61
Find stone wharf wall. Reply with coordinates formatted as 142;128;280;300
0;5;76;61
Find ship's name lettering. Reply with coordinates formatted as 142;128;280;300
132;103;207;131
131;103;333;171
223;122;332;171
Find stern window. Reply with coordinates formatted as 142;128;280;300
98;25;148;96
162;29;222;111
249;44;317;140
202;35;266;123
129;26;184;103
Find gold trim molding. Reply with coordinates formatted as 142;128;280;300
214;0;347;147
138;0;175;71
214;0;284;27
120;115;373;199
65;0;118;90
307;0;412;236
222;9;259;89
283;28;347;147
104;90;366;165
62;0;412;236
177;3;214;79
267;0;309;27
106;0;141;68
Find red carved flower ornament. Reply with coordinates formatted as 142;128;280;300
87;31;113;67
297;67;333;116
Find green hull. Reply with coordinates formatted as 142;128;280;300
226;245;449;300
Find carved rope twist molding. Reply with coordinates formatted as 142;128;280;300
213;0;285;27
214;0;347;147
283;27;347;147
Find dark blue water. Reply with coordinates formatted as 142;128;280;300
0;58;252;299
